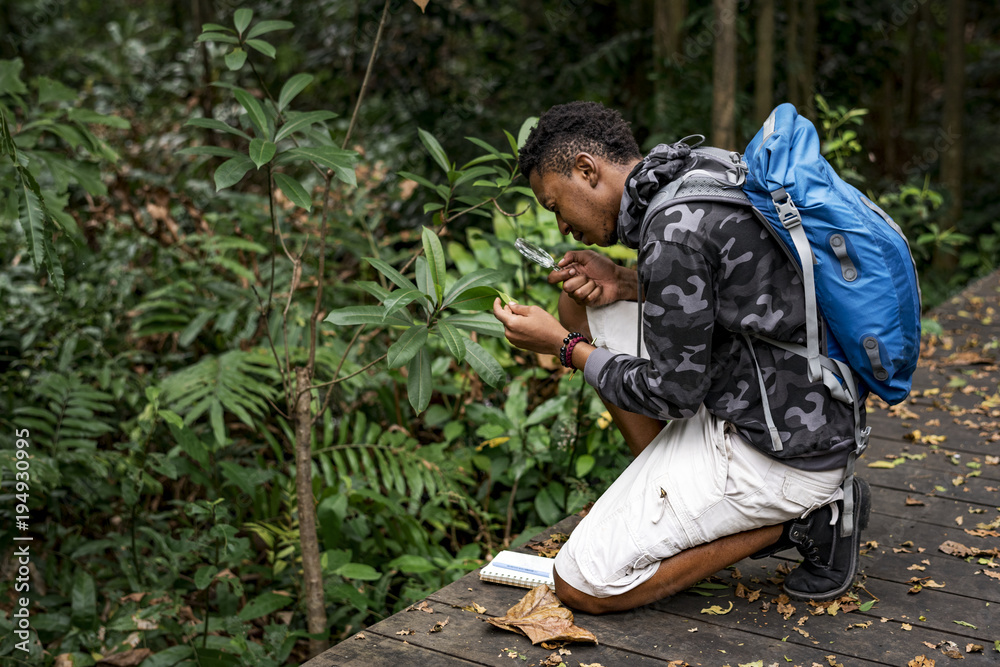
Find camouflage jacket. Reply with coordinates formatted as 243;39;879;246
583;143;858;470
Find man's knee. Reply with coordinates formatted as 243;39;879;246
553;567;610;615
558;292;591;337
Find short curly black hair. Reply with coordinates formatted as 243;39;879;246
518;101;642;179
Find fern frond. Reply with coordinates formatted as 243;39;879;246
161;350;279;446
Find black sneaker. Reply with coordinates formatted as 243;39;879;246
782;476;872;601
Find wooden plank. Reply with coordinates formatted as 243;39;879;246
300;630;482;666
864;435;1000;480
868;483;998;527
427;571;878;666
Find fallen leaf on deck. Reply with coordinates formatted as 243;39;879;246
966;644;983;653
701;601;734;615
688;627;698;632
792;626;810;638
908;564;926;571
905;496;926;506
540;652;563;665
940;541;1000;558
735;582;761;602
923;642;939;650
907;655;935;667
408;600;434;613
461;602;487;614
354;632;366;640
777;601;795;620
847;621;872;630
901;623;913;631
982;570;1000;580
396;628;415;635
484;585;597;645
429;616;450;633
527;533;570;558
579;663;605;667
953;620;977;629
923;580;945;588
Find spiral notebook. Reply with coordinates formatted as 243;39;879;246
479;550;555;590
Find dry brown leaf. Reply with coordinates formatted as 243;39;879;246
793;626;810;638
579;663;606;667
396;628;415;635
847;621;872;630
95;649;153;667
901;623;913;631
484;585;597;645
429;616;450;633
540;652;563;666
966;644;983;653
907;655;935;667
461;602;487;614
777;601;796;620
939;540;1000;558
354;632;366;640
527;533;570;559
775;562;794;575
735;582;761;602
908;564;927;571
905;496;926;506
408;600;434;613
982;570;1000;581
923;641;939;650
411;0;430;12
923;580;945;588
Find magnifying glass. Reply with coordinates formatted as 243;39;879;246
515;238;558;270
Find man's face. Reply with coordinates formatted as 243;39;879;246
528;154;621;247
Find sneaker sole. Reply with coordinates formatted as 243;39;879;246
783;476;871;602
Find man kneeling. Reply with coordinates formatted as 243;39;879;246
493;101;870;614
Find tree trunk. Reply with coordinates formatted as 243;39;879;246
799;0;817;119
295;366;328;656
653;1;688;128
786;0;801;108
941;0;965;226
711;0;737;149
754;0;775;123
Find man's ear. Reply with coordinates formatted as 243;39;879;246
574;153;600;188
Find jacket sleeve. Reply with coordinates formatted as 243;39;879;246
583;239;716;420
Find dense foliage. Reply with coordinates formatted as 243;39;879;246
0;1;997;664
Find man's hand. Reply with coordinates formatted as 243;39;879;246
547;249;637;307
492;298;568;356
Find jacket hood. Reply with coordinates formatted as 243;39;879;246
616;141;694;249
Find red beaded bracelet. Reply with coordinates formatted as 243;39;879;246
561;333;589;369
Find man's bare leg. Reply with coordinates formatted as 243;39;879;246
558;292;665;457
554;524;783;614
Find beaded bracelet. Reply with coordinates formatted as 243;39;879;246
560;332;589;369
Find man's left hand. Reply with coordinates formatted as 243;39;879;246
492;298;568;356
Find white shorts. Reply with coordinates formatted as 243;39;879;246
553;303;845;599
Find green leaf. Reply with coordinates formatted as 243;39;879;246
71;569;97;630
0;58;28;96
387;325;428;368
421;226;447;304
275;110;338;142
857;599;876;612
388;555;435;573
177;145;244;159
272;172;312;210
406;348;432;413
233;88;269;139
186;117;251;141
195;565;219;590
248;138;276;168
278;73;314;112
383;288;426;320
504;129;519;157
418;127;450;173
202;23;232;32
233;8;253;35
575;454;596;477
197;31;239;44
237;592;294;621
246;39;277;58
953;620;978;629
443;268;505;306
534;485;561;525
138;646;194;667
16;168;48;270
336;562;381;581
445;286;499;311
364;257;417;291
464;339;505;387
397;170;439;192
247;19;295;39
435;321;465;363
443;312;505;338
279;146;357;186
517;116;539;150
325;305;409;327
224;47;247;71
66;108;131;129
179;311;213;348
454;165;498;188
464;136;513;161
214;155;254;191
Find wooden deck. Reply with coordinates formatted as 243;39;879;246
307;271;1000;666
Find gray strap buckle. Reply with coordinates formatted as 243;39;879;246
773;193;801;229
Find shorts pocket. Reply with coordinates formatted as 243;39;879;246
781;470;841;515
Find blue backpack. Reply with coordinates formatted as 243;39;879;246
643;103;922;535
